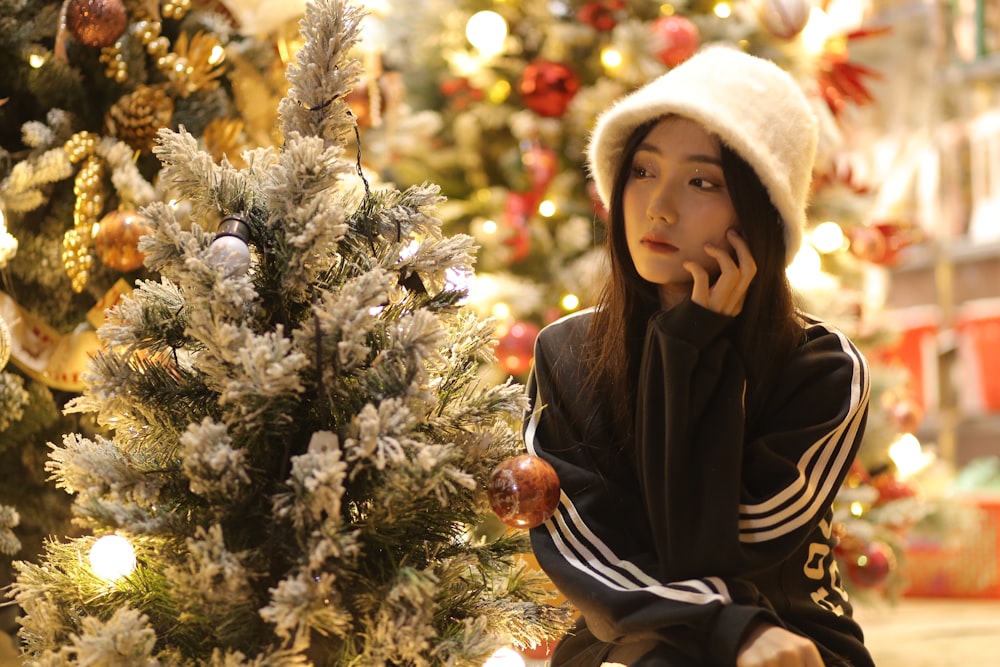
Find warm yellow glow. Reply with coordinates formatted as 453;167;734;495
482;220;498;235
483;648;525;667
850;501;865;517
714;2;732;19
538;200;556;217
785;244;823;286
561;293;580;311
492;302;511;319
601;48;623;69
811;221;847;254
209;45;225;65
801;7;833;55
89;534;136;581
889;433;933;480
28;53;46;68
488;79;511;104
466;11;508;58
659;4;677;16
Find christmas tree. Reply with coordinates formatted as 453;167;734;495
0;0;293;595
8;0;571;663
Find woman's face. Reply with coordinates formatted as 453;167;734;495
622;116;739;308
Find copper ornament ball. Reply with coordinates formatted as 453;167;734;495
66;0;129;49
488;454;561;529
94;209;153;272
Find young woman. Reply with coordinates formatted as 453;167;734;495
524;46;873;667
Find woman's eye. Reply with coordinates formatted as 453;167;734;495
691;177;719;190
631;165;649;178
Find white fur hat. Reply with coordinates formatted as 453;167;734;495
587;45;818;265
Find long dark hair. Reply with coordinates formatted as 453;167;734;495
586;117;805;445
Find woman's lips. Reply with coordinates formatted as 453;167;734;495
641;237;678;253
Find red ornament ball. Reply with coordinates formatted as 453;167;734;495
845;540;895;588
495;319;539;377
650;15;700;68
518;59;580;118
521;638;558;660
66;0;129;49
488;454;561;529
577;0;624;31
94;209;153;272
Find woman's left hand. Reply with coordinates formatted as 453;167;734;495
683;228;757;317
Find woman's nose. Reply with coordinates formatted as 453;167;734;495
646;184;677;224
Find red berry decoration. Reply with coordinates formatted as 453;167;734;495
518;59;580;118
65;0;129;49
650;15;700;68
488;454;561;529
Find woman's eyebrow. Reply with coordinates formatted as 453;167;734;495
635;143;723;167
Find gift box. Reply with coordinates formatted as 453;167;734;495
874;305;940;412
903;494;1000;598
955;299;1000;413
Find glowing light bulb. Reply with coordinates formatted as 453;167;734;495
561;293;580;311
801;7;833;55
483;647;525;667
466;11;508;58
492;302;511;320
811;221;846;254
849;501;864;517
714;2;732;19
601;47;622;69
89;534;136;581
889;433;933;480
538;200;556;218
482;220;498;235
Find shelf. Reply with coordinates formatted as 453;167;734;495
893;239;1000;273
939;53;1000;85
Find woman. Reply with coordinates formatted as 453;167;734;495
525;46;873;667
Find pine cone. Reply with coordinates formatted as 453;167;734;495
104;85;175;153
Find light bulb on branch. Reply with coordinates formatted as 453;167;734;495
207;215;252;278
88;534;136;582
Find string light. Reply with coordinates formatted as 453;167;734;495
889;433;934;480
466;11;508;58
713;2;732;19
89;534;137;582
561;293;580;311
482;220;498;235
811;221;847;253
492;302;511;320
538;200;556;217
600;47;622;69
483;647;525;667
801;7;833;55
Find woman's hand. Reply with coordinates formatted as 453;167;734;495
736;624;824;667
683;228;757;317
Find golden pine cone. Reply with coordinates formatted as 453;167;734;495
104;85;175;153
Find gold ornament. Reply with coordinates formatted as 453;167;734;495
0;314;11;370
202;117;248;167
94;209;153;271
105;85;175;152
160;30;226;97
62;154;107;293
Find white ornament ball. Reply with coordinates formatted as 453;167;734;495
207;234;252;278
757;0;813;39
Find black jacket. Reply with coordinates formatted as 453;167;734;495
525;301;873;666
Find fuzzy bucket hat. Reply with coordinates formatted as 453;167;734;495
587;45;818;265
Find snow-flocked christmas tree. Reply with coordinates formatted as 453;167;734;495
7;0;571;663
